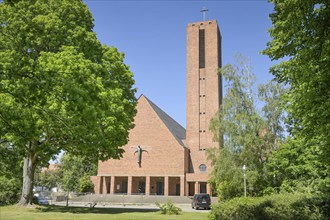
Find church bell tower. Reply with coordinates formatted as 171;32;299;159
186;20;222;175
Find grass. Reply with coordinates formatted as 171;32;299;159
0;205;209;220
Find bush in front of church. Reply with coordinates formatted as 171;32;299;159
209;193;329;220
155;199;182;215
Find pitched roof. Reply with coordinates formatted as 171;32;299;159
140;95;186;147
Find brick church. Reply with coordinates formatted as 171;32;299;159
91;19;222;197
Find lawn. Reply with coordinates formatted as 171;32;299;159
0;205;209;220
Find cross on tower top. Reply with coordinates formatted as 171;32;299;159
200;6;208;21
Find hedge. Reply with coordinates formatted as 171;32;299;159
209;193;329;220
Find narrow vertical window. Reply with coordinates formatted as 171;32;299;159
199;29;205;68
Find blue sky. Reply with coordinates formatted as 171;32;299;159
84;0;275;128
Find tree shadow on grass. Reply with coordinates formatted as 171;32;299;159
36;205;159;215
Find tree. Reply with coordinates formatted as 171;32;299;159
262;0;330;166
266;137;328;193
35;168;60;191
208;54;286;199
208;147;243;200
0;0;137;205
35;153;97;195
57;153;97;194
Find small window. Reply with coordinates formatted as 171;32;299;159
199;164;207;172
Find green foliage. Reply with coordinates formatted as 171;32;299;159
262;0;330;166
0;0;137;204
207;148;242;199
0;176;21;206
266;137;329;194
36;169;60;190
209;193;329;220
34;153;96;193
0;143;22;205
78;176;94;193
155;199;182;215
0;143;23;179
57;153;97;193
208;54;286;199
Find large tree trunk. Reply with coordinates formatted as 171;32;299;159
18;155;36;205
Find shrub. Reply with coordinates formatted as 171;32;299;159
155;199;182;215
209;193;329;220
0;176;21;206
78;176;94;193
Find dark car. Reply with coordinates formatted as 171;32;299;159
33;196;49;205
191;193;211;210
37;197;49;205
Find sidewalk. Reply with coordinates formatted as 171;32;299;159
50;201;211;213
68;194;217;204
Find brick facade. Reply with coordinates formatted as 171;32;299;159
185;20;222;193
92;20;222;196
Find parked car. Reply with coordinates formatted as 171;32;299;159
37;197;49;205
191;193;211;210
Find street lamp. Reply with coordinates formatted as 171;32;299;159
242;165;247;197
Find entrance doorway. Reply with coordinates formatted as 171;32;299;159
156;182;164;195
175;184;180;196
199;182;207;193
114;176;128;194
122;181;128;194
105;177;110;194
188;182;195;196
138;181;146;194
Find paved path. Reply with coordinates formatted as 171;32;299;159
48;195;216;213
51;201;211;213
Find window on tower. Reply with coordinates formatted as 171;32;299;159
199;29;205;68
199;164;207;172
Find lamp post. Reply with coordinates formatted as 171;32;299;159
242;165;247;197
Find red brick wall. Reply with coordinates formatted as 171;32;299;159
186;20;221;180
98;95;187;177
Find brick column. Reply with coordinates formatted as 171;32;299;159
128;176;132;195
102;177;107;194
94;176;101;194
207;183;211;195
195;182;199;194
180;176;185;196
99;176;103;194
146;176;150;195
164;176;169;196
110;176;115;194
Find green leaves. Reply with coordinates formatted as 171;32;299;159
208;54;286;199
262;0;330;166
0;0;137;204
207;148;243;199
267;137;328;193
0;0;137;160
259;0;330;195
155;199;182;215
57;153;97;193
